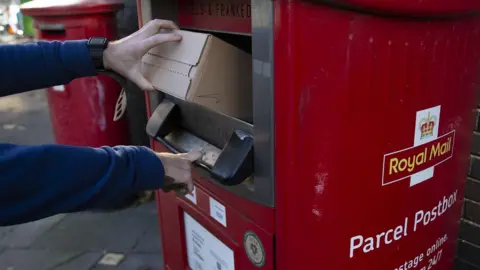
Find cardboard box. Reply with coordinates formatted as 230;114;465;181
141;30;253;121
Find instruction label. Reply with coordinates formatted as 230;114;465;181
210;197;227;227
185;186;197;205
393;234;447;270
184;213;235;270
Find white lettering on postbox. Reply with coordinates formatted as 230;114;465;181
413;190;457;232
348;189;458;259
350;217;409;258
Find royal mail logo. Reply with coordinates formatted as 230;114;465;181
382;131;455;186
382;105;456;187
420;112;437;139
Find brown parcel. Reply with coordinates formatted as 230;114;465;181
141;30;253;121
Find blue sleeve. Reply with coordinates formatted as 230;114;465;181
0;40;96;97
0;143;165;226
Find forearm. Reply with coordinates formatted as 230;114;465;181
0;143;165;226
0;40;97;97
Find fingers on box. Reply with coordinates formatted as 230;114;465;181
147;19;179;30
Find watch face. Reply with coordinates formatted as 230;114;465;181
88;37;108;70
89;38;107;46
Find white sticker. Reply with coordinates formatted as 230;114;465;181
209;197;227;227
411;105;441;186
52;85;65;92
184;213;235;270
185;186;197;205
98;253;125;266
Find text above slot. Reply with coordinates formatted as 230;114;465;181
178;0;251;35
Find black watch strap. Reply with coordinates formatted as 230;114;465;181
87;37;109;70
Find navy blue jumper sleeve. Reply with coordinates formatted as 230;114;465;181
0;40;165;226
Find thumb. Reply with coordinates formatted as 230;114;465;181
181;151;203;162
133;75;155;92
142;33;182;52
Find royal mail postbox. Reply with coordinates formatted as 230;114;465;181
21;0;128;147
137;0;480;269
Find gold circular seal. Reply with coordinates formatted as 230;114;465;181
244;231;265;267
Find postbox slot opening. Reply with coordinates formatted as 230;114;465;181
177;28;254;124
183;29;252;54
39;29;66;39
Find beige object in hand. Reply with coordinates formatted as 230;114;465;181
141;30;253;121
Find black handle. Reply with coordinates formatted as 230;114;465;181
146;99;254;186
98;70;128;86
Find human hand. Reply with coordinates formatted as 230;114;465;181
103;19;182;91
156;151;203;195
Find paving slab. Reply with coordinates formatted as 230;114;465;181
32;207;156;252
0;227;14;243
54;252;103;270
0;215;65;248
91;253;163;270
135;202;159;215
133;221;162;253
0;249;82;270
0;89;54;144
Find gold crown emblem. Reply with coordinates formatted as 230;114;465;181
419;112;437;138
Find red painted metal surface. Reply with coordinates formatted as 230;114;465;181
150;137;275;269
140;0;480;269
178;0;251;34
20;0;123;16
336;0;480;16
21;1;128;147
149;141;275;269
274;1;480;270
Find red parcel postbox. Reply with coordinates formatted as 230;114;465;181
138;0;480;269
21;0;129;147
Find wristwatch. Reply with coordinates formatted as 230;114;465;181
87;37;109;71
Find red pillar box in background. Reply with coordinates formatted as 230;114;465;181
20;0;128;147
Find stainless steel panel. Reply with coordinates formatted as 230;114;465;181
251;0;275;207
165;130;222;168
177;101;252;145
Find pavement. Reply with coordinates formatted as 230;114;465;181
0;34;33;44
0;58;165;268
